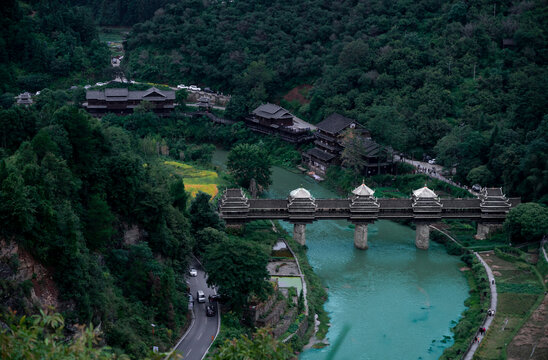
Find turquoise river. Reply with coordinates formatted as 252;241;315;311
212;149;469;360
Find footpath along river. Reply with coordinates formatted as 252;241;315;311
212;149;469;360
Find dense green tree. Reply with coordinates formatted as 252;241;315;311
84;194;115;251
227;143;272;190
0;310;128;360
203;236;271;310
169;178;189;212
209;328;292;360
503;203;548;244
189;192;222;233
195;227;227;256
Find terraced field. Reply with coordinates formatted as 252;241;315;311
475;251;546;360
164;161;219;199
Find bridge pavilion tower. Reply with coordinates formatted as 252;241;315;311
349;183;380;249
287;188;316;245
476;188;512;239
412;186;442;250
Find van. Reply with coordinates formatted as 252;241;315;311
197;290;206;303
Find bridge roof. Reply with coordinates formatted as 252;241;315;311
352;183;375;196
413;186;438;198
289;188;313;199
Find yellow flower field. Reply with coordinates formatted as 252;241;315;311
164;160;219;199
184;184;219;199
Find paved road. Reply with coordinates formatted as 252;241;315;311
463;252;498;360
394;155;477;195
171;260;219;360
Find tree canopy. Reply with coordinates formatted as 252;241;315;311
203;236;271;310
503;203;548;243
227;143;272;191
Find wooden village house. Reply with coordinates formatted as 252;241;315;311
245;103;314;144
83;87;175;117
302;113;394;177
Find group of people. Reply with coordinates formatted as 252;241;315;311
487;308;495;316
474;327;487;343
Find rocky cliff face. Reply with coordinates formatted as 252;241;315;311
0;239;59;313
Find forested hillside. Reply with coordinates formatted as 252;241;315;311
124;0;547;203
0;0;112;94
71;0;176;26
0;102;197;358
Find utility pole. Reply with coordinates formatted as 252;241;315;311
473;64;476;80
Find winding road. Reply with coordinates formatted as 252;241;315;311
167;259;220;360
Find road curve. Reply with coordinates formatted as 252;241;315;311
169;259;220;360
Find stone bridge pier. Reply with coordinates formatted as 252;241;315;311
353;222;371;250
415;222;431;250
293;223;307;246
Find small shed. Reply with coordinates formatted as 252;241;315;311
197;96;211;110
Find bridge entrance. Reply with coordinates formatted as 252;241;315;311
219;183;519;250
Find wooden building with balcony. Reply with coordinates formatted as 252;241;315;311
83;87;175;117
245;103;314;144
302;113;393;176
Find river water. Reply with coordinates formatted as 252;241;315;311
212;149;468;360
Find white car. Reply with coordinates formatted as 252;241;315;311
197;290;206;303
177;84;188;89
189;268;198;277
428;159;436;165
189;85;201;91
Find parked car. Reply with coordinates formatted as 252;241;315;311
209;294;221;302
205;304;216;317
189;268;198;277
428;159;436;165
197;290;206;303
189;85;201;91
188;293;194;304
204;87;214;93
472;184;482;192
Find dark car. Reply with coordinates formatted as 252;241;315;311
204;87;214;93
205;304;216;317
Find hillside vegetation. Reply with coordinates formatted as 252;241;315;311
0;0;111;94
123;0;547;203
0;104;195;358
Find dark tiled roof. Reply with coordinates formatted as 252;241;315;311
316;199;350;209
307;148;336;162
378;199;413;208
486;188;503;197
248;199;288;208
105;88;129;97
252;103;293;120
316;113;356;134
441;199;481;207
86;87;175;101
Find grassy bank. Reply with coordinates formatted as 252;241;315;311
209;220;327;355
325;166;471;198
474;248;546;359
431;227;548;359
